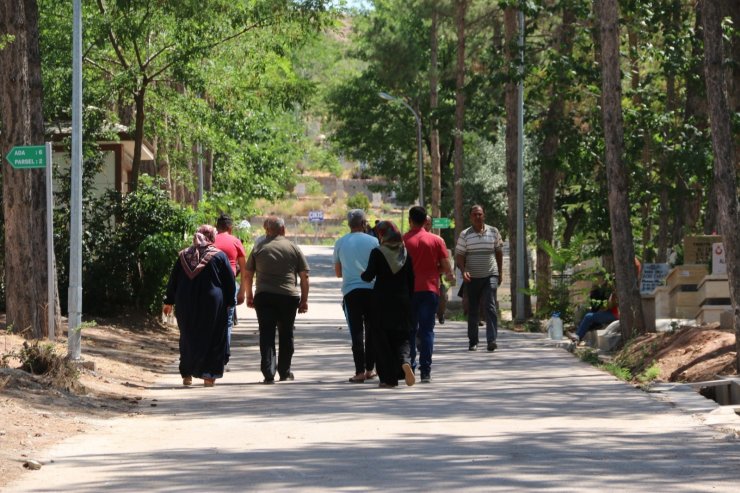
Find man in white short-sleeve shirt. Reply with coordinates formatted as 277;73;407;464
455;205;503;352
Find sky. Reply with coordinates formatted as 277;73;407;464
332;0;372;11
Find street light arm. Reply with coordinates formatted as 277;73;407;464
378;91;425;208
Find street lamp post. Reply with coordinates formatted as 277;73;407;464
379;92;424;208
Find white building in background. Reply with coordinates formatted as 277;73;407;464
50;123;155;195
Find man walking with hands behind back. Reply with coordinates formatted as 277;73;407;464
455;205;503;352
403;206;454;383
245;216;310;384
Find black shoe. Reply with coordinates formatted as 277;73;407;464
420;374;431;383
279;372;295;382
261;378;275;384
438;315;445;324
469;344;478;351
487;342;497;352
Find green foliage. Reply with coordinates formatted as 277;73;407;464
532;236;602;321
577;348;601;365
299;177;324;196
0;33;14;50
636;364;661;385
346;192;370;211
82;179;194;314
577;348;632;381
602;362;633;382
138;233;186;314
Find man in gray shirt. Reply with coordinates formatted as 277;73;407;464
245;216;310;383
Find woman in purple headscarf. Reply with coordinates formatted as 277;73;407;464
361;221;416;388
163;225;235;387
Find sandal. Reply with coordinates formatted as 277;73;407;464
364;371;377;380
348;374;366;383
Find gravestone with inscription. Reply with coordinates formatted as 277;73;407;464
640;263;671;294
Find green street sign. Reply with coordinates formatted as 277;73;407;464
5;145;46;169
432;217;452;229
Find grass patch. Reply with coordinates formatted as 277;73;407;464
576;348;633;381
603;362;632;381
636;363;661;385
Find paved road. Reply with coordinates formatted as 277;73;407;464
7;245;740;492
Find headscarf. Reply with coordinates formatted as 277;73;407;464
179;224;219;279
375;220;407;274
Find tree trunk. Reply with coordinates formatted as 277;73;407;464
535;5;574;314
452;0;467;241
204;148;213;193
596;0;644;340
429;4;442;219
503;6;519;316
702;0;740;371
657;2;681;263
130;86;147;193
0;0;57;338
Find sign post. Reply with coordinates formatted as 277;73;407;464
45;143;55;340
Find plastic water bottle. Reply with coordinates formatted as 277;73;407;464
548;312;563;339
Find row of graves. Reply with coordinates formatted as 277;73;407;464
567;235;731;352
642;235;732;331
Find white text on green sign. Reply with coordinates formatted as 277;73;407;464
6;145;46;169
432;218;452;229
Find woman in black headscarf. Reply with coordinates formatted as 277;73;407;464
361;221;416;388
163;225;235;387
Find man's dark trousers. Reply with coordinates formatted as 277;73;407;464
254;292;300;380
466;276;498;346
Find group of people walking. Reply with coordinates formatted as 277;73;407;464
162;204;504;389
334;204;504;388
163;214;309;387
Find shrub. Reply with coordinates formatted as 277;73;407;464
346;192;370;211
17;341;80;390
82;177;194;314
138;232;187;313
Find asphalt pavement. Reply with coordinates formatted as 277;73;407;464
6;245;740;492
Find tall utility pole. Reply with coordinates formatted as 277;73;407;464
68;0;83;359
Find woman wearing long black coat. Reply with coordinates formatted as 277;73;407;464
361;221;415;388
163;225;235;387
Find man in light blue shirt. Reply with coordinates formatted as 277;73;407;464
333;209;379;383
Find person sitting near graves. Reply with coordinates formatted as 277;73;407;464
571;281;618;345
570;257;640;345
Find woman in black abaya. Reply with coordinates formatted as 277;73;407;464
163;225;235;387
